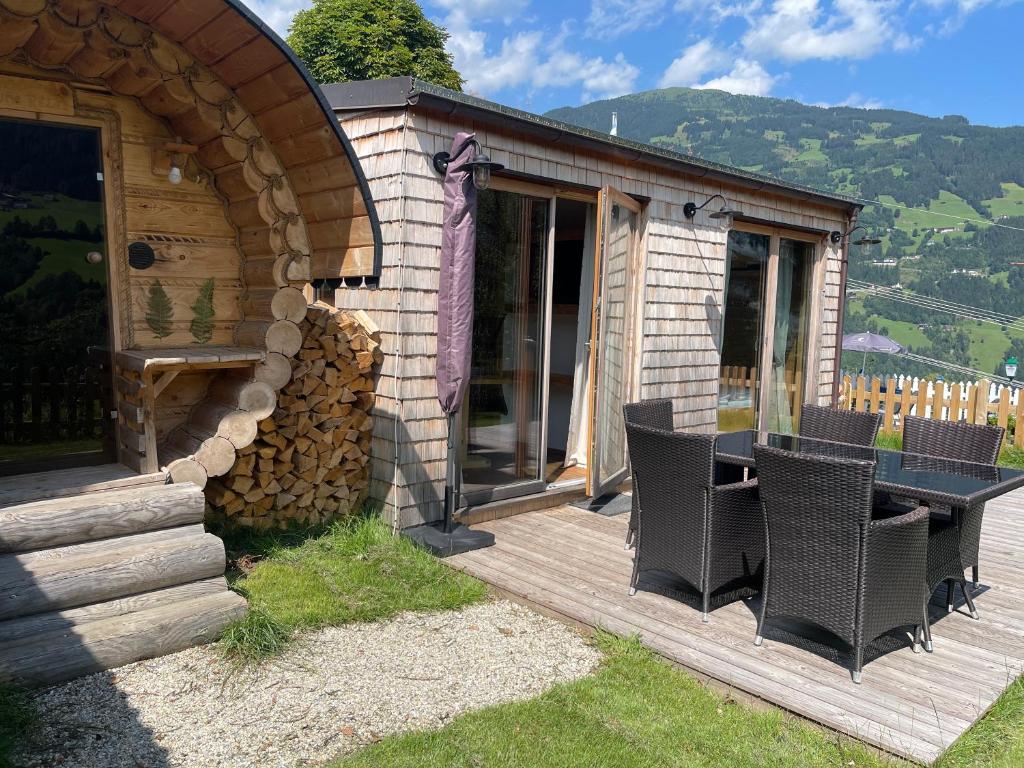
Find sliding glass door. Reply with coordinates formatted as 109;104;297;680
717;230;816;433
718;232;769;431
764;239;814;433
462;189;548;502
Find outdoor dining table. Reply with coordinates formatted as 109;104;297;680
715;430;1024;510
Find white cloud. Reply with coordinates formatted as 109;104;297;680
430;0;532;25
658;39;732;87
695;59;779;95
586;0;667;38
444;14;639;101
813;92;886;108
675;0;764;20
248;0;311;36
742;0;907;62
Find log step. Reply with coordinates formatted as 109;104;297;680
0;483;205;554
0;588;247;687
0;528;226;621
0;577;229;647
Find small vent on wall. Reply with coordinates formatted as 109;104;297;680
128;241;156;270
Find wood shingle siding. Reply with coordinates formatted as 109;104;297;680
336;99;853;527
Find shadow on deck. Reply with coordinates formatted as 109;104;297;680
448;494;1024;765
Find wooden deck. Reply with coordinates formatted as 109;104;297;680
449;492;1024;765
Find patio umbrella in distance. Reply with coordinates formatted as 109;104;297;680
842;332;904;374
405;132;495;557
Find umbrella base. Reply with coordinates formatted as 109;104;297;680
403;522;495;558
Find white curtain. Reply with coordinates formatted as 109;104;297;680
565;204;597;465
771;245;795;433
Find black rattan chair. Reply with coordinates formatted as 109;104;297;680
622;399;674;550
753;444;930;683
903;415;1004;618
625;422;764;622
799;403;882;446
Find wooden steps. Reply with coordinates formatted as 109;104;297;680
0;482;204;553
0;479;246;687
0;464;167;507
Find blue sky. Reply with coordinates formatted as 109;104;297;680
251;0;1024;127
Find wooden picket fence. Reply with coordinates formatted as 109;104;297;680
840;374;1024;446
0;364;108;446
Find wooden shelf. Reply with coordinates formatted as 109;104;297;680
115;347;265;374
114;347;266;474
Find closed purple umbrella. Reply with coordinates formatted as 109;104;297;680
436;132;478;415
406;132;495;556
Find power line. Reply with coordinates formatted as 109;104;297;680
847;280;1021;323
847;279;1024;328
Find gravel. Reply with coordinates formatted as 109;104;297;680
13;600;602;768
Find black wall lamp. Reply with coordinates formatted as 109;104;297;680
830;225;881;246
432;139;504;190
683;193;743;226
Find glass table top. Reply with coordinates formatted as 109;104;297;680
715;431;1024;507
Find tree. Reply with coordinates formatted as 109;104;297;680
145;280;173;339
287;0;462;90
189;278;215;344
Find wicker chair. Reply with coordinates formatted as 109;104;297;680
625;422;764;622
799;404;882;446
622;399;674;550
753;444;930;683
902;415;1004;619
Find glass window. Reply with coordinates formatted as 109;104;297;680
717;231;769;431
462;189;547;495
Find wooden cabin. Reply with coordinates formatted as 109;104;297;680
323;78;862;530
0;0;381;685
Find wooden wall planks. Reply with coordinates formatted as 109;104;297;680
336;105;851;528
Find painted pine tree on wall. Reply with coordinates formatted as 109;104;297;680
190;278;215;344
145;280;173;339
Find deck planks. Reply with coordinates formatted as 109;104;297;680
449;491;1024;765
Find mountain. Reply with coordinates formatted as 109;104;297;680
547;89;1024;378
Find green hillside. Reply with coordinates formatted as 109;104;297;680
548;89;1024;378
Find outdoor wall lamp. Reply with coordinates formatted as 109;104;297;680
153;138;198;186
1006;356;1018;383
830;225;882;246
432;140;504;190
683;194;743;228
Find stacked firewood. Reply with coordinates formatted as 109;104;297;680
206;302;382;529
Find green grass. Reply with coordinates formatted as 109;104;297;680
795;138;827;164
854;132;887;146
11;237;107;294
880;191;984;236
982;182;1024;219
862;316;932;352
937;677;1024;767
0;686;35;768
0;193;103;232
962;322;1015;373
330;632;902;768
876;431;1024;470
892;133;920;147
221;514;488;661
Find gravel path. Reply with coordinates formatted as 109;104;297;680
13;600;601;768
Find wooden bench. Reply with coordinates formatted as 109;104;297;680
114;347;266;473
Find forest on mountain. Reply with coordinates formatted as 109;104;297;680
548;89;1024;378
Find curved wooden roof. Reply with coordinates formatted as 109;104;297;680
120;0;384;277
0;0;382;277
